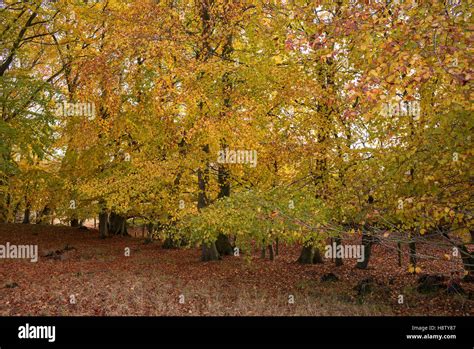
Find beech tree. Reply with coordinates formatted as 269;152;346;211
0;0;471;279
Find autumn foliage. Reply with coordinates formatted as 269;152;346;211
0;0;472;316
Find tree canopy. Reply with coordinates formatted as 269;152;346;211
0;0;472;275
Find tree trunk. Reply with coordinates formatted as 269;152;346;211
441;231;473;281
397;242;402;267
297;246;323;264
22;207;30;224
217;164;230;198
0;174;10;223
459;244;473;280
201;242;220;261
297;246;313;264
409;241;417;268
197;145;219;261
196;2;219;261
109;212;118;234
334;236;343;266
144;222;154;243
70;218;79;227
0;192;11;223
13;202;20;223
109;212;128;236
215;160;233;255
0;200;6;223
99;209;108;239
313;247;324;263
356;230;372;269
38;205;51;224
162;236;177;248
461;230;474;280
216;233;233;256
268;244;275;261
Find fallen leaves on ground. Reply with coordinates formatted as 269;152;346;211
0;223;472;316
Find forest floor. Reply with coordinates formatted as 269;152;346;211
0;223;472;316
